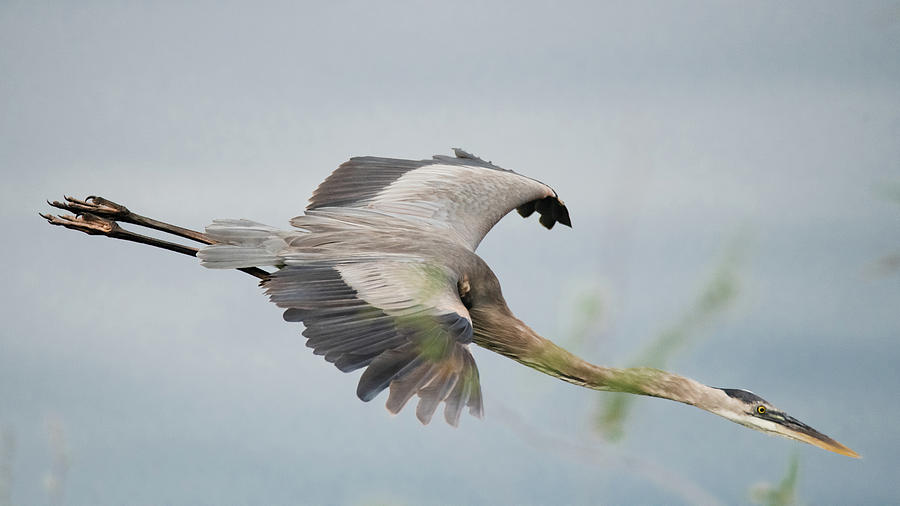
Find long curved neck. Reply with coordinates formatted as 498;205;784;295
472;306;724;410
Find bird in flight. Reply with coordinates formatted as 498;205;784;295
42;148;858;457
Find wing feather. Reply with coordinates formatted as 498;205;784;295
263;260;483;425
303;149;570;250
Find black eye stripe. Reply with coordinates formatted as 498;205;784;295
719;388;769;404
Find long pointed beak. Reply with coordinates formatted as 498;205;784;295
777;414;859;458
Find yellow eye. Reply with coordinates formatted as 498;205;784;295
757;405;767;415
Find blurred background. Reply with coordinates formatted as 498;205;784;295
2;1;898;504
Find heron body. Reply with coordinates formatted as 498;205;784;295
198;149;569;425
43;149;858;457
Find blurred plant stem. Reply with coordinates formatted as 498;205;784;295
749;454;801;506
44;416;69;506
593;234;748;440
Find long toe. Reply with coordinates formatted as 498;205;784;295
41;212;121;236
48;195;130;218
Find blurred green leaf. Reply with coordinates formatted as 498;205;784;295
562;284;605;350
749;454;801;506
594;234;747;441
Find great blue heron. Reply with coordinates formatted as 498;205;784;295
42;149;858;458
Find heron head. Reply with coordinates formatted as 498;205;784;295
708;388;859;458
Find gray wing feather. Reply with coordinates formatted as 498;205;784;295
357;344;424;401
385;361;440;413
415;365;459;424
267;266;404;372
308;157;429;210
302;149;571;250
442;350;483;425
263;262;483;426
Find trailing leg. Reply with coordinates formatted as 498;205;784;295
41;196;270;281
47;195;213;244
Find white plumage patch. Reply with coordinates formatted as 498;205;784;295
369;163;553;249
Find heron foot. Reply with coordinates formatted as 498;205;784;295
40;211;123;236
45;195;207;244
40;210;203;258
41;195;271;280
48;195;131;220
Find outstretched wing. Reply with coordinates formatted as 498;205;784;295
302;149;571;250
262;258;483;426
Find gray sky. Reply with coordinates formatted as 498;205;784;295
2;1;899;504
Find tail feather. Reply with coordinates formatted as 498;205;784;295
198;219;295;269
205;219;281;244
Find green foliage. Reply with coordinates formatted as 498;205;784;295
749;455;801;506
564;286;605;351
593;235;747;441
